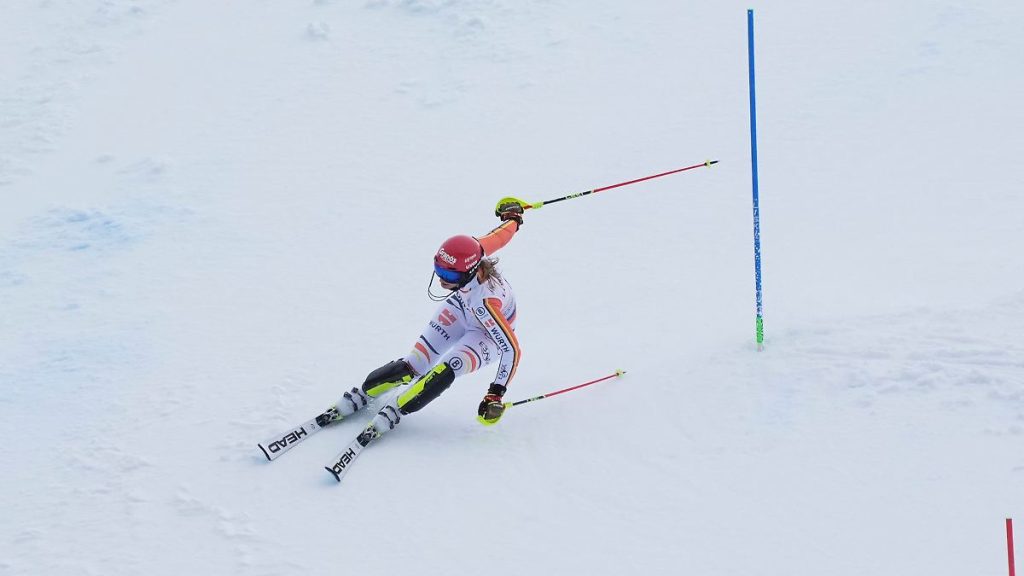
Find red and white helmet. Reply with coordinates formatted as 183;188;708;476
434;235;483;285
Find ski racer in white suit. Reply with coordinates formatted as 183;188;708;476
330;199;525;435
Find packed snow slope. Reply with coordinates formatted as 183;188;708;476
2;1;1023;575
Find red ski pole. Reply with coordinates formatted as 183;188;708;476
524;161;717;210
505;369;626;409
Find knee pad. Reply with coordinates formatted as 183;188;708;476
397;362;455;414
362;359;415;397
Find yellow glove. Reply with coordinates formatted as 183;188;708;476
494;197;527;226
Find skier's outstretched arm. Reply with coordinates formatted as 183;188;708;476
477;198;525;255
477;220;518;255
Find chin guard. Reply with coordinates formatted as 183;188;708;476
427;272;456;302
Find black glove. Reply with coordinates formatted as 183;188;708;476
494;197;525;226
477;383;507;424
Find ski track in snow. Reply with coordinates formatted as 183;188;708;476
767;299;1024;411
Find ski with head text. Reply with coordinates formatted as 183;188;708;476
256;407;341;461
324;422;381;483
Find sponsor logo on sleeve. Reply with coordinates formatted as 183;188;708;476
438;308;458;327
488;327;511;354
430;321;452;341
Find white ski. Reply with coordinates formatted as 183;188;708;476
324;425;378;483
257;414;330;461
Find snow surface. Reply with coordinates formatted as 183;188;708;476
2;1;1023;575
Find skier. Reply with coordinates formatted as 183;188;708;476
325;199;526;444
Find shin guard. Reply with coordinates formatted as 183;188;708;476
397;362;455;414
362;359;415;397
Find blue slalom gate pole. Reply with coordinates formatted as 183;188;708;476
747;9;764;351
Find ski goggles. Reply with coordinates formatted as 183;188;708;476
434;263;467;284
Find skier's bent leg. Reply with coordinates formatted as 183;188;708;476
366;333;485;424
329;359;415;422
362;358;416;397
397;362;456;414
363;363;455;439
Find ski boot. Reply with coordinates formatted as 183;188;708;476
321;359;416;425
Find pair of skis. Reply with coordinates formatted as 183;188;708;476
256;407;377;483
257;370;626;483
